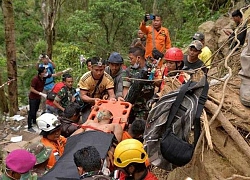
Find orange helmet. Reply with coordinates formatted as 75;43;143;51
164;47;183;62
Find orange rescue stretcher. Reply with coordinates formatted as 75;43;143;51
87;100;132;130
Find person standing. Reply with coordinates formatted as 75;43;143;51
140;14;171;59
192;32;212;69
183;40;207;73
27;67;70;132
105;52;124;99
130;30;146;48
78;57;116;122
36;54;56;112
123;45;154;122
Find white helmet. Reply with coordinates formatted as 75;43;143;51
36;113;61;132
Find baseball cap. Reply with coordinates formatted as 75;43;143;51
189;40;203;51
6;149;36;173
26;142;52;165
108;52;124;64
192;32;205;41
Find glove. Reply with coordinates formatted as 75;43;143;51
62;68;73;73
144;14;149;22
39;92;47;98
146;94;159;110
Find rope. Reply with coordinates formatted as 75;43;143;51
0;79;15;89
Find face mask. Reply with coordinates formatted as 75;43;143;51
131;63;139;69
44;72;49;77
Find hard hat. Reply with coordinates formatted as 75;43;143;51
114;139;148;168
108;52;124;64
164;47;183;61
36;113;61;132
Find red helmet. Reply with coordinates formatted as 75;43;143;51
164;47;183;61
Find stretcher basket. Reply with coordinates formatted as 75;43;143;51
87;100;132;129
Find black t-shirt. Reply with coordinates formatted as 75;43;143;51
183;55;207;73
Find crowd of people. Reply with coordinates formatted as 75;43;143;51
2;9;249;180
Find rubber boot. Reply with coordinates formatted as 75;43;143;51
239;33;250;107
240;77;250;107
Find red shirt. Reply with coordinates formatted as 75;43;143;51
29;74;52;99
46;82;65;107
119;170;158;180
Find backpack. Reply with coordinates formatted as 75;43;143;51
144;73;208;170
47;85;66;101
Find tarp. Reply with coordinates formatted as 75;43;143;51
39;131;114;179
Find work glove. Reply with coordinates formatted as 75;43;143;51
39;92;47;99
62;68;73;73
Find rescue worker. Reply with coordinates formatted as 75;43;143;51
36;113;67;168
140;14;171;59
26;142;52;177
105;52;124;100
123;45;154;122
114;139;158;180
2;149;36;180
78;57;116;122
192;32;212;69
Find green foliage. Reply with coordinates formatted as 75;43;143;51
53;42;88;86
58;0;144;58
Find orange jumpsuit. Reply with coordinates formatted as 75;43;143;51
140;23;171;59
40;136;67;168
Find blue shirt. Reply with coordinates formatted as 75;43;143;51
39;63;54;90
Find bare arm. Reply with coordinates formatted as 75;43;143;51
107;88;116;101
53;99;65;112
122;86;129;98
80;89;100;104
113;124;123;142
30;86;40;95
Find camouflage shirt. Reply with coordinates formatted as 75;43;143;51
123;65;154;120
54;86;76;109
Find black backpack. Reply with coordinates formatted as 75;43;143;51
144;74;208;170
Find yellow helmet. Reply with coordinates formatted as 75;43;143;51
114;139;148;168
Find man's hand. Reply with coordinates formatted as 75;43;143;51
109;97;117;102
39;92;47;98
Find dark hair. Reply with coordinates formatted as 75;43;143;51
232;9;242;18
63;102;81;118
73;146;101;172
154;14;162;20
129;44;145;57
91;57;105;66
127;162;146;173
130;119;146;137
62;73;72;81
38;67;45;75
86;58;92;65
40;125;61;137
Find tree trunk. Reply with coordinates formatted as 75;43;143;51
0;72;9;115
2;0;18;116
41;0;64;59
